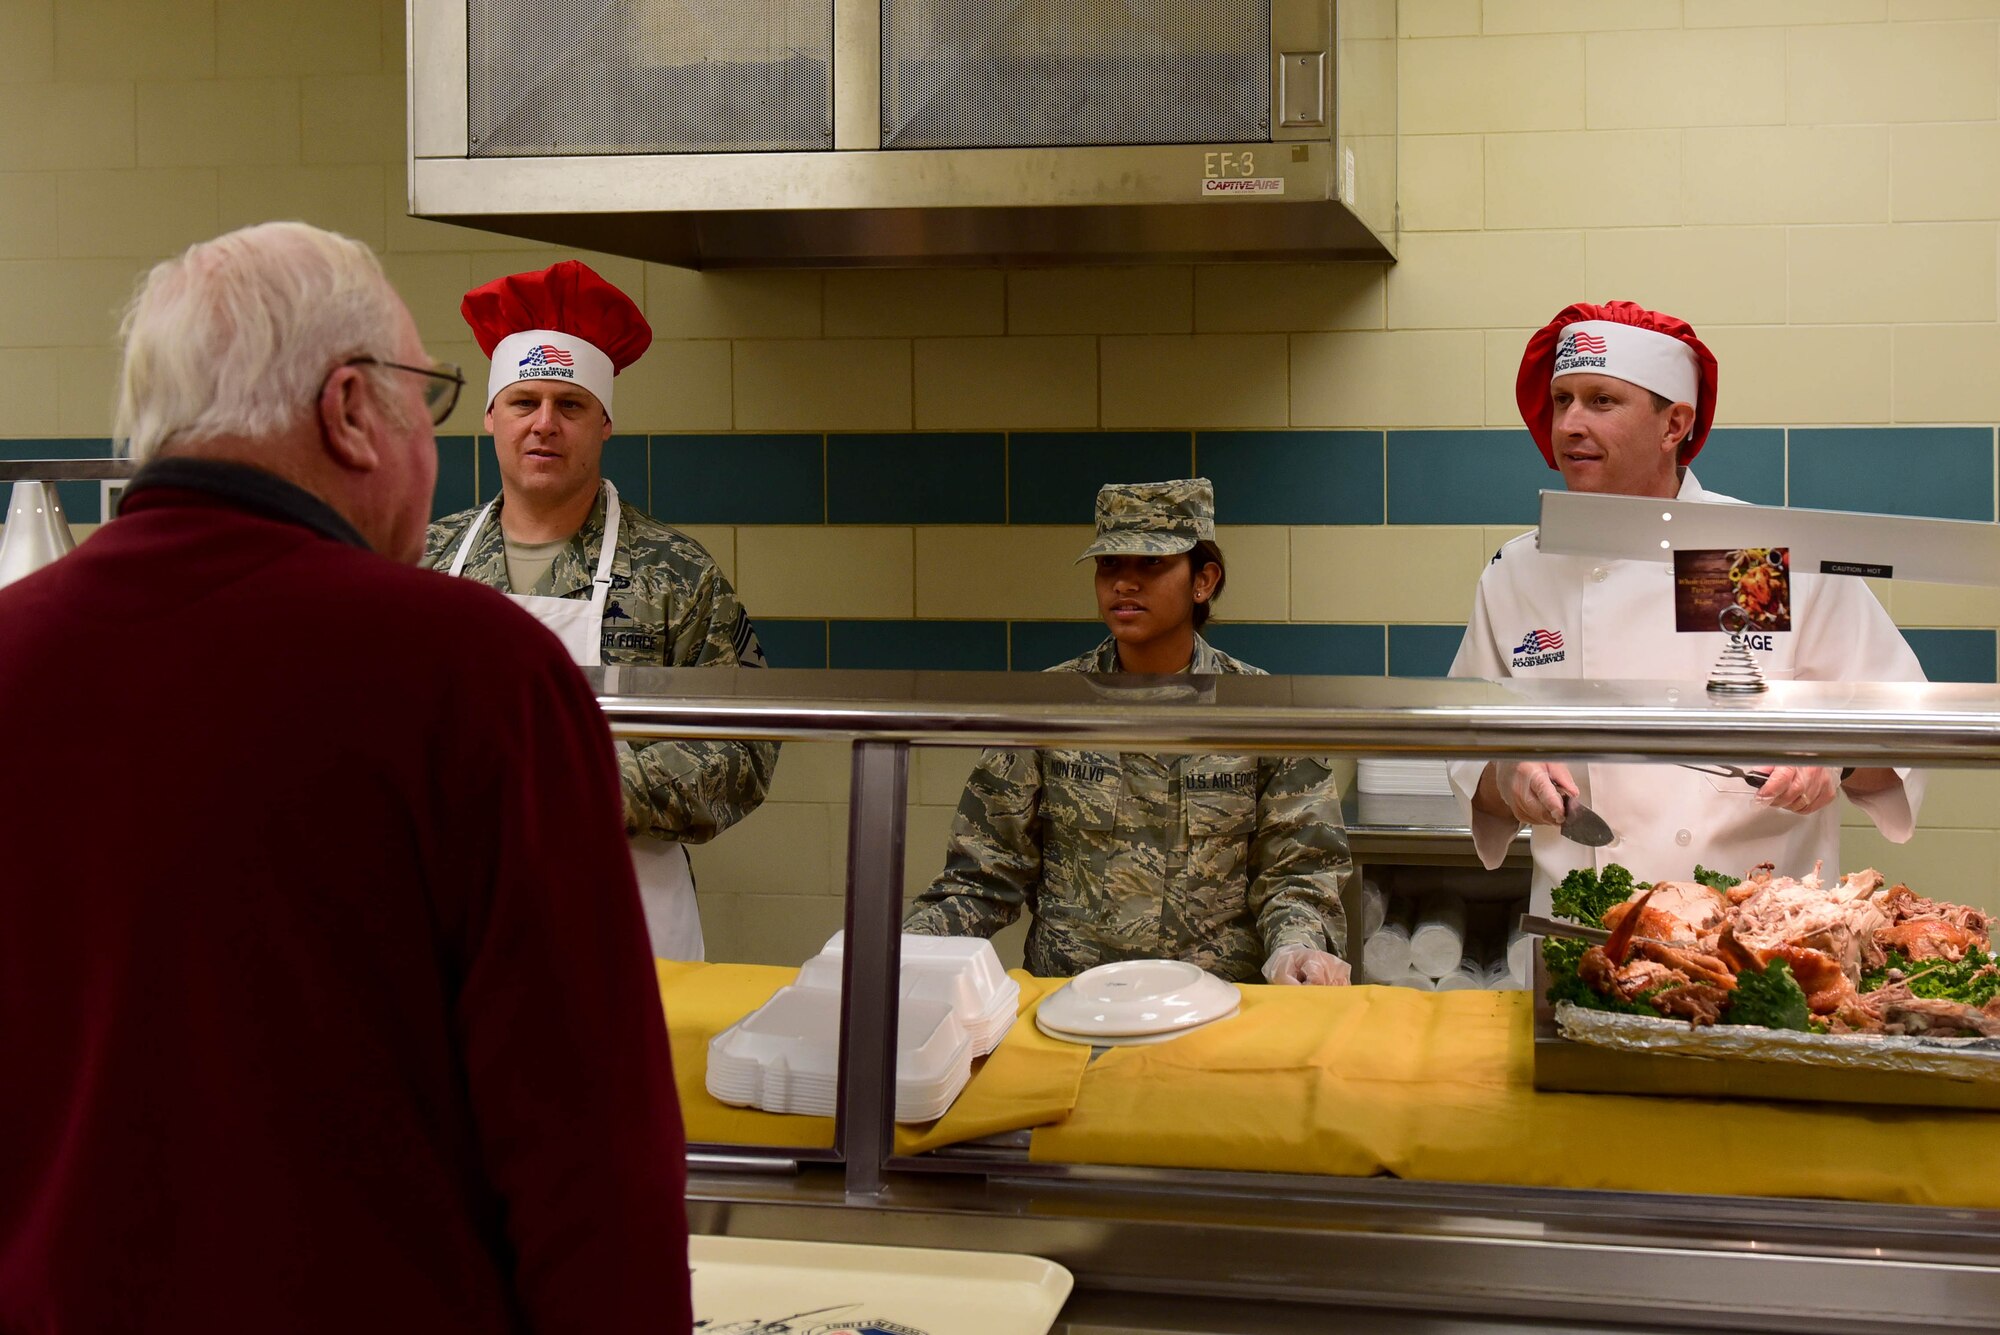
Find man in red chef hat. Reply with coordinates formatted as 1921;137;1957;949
1447;301;1927;913
426;261;775;960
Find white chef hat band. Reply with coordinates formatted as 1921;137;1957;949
1551;320;1699;410
486;330;616;419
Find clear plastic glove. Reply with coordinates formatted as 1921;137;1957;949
1492;760;1578;827
1263;946;1352;987
1754;765;1840;816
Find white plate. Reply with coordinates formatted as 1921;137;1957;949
1035;999;1239;1047
1036;959;1241;1037
692;1234;1071;1335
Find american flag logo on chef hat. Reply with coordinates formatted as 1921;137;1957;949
1556;331;1607;359
518;343;575;369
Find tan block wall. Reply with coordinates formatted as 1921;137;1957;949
5;0;2000;957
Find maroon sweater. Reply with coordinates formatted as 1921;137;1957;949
0;462;690;1334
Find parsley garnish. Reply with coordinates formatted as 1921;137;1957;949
1721;958;1812;1032
1550;863;1638;929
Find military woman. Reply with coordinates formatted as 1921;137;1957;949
904;479;1352;985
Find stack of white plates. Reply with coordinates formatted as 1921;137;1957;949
803;932;1020;1056
706;989;973;1122
1355;758;1454;797
1034;959;1241;1047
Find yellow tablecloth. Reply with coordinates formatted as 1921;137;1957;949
663;966;2000;1207
1028;985;2000;1210
656;961;1090;1155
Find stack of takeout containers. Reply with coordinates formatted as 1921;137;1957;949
706;933;1018;1122
802;931;1021;1054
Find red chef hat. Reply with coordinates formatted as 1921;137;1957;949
460;260;653;420
1515;300;1718;468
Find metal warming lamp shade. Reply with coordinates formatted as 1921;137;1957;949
0;481;78;590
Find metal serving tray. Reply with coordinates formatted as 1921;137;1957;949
1531;950;2000;1111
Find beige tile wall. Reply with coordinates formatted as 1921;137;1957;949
4;0;1999;955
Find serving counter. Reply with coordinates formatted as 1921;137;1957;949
595;667;2000;1333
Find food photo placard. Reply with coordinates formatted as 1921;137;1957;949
1675;546;1791;633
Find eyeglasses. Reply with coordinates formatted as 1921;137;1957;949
341;357;466;426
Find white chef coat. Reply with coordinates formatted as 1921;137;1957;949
1446;470;1926;913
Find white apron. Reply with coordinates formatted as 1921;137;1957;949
1444;472;1925;914
448;481;705;960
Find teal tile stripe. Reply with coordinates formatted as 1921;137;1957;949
0;439;114;523
475;436;500;504
432;435;477;520
1692;429;1784;506
829;433;1005;524
0;429;1981;691
1196;431;1385;524
1204;623;1385;675
767;620;1418;675
11;426;1959;531
1009;432;1194;524
600;435;649;517
1388;624;1465;678
651;434;822;524
754;618;829;669
1789;428;1995;523
830;620;1007;671
1387;429;1547;525
1010;621;1106;669
1905;629;1999;684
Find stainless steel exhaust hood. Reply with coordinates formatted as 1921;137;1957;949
408;1;1396;269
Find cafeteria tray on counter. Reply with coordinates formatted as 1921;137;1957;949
690;1234;1072;1335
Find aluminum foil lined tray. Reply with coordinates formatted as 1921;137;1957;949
1554;1003;2000;1083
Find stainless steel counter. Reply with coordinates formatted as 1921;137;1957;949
596;670;2000;1331
688;1163;2000;1333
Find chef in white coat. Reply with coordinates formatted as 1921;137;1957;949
424;261;777;959
1447;300;1924;911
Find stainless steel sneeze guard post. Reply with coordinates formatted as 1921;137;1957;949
835;740;907;1198
591;667;2000;1331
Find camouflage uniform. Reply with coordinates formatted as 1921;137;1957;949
424;483;777;844
904;478;1350;982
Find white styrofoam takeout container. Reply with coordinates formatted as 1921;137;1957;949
706;986;973;1122
803;931;1020;1055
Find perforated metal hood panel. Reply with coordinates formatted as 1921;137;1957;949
467;0;832;155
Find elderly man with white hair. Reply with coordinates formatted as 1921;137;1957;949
0;222;693;1334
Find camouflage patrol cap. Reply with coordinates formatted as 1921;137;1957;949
1075;478;1216;562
